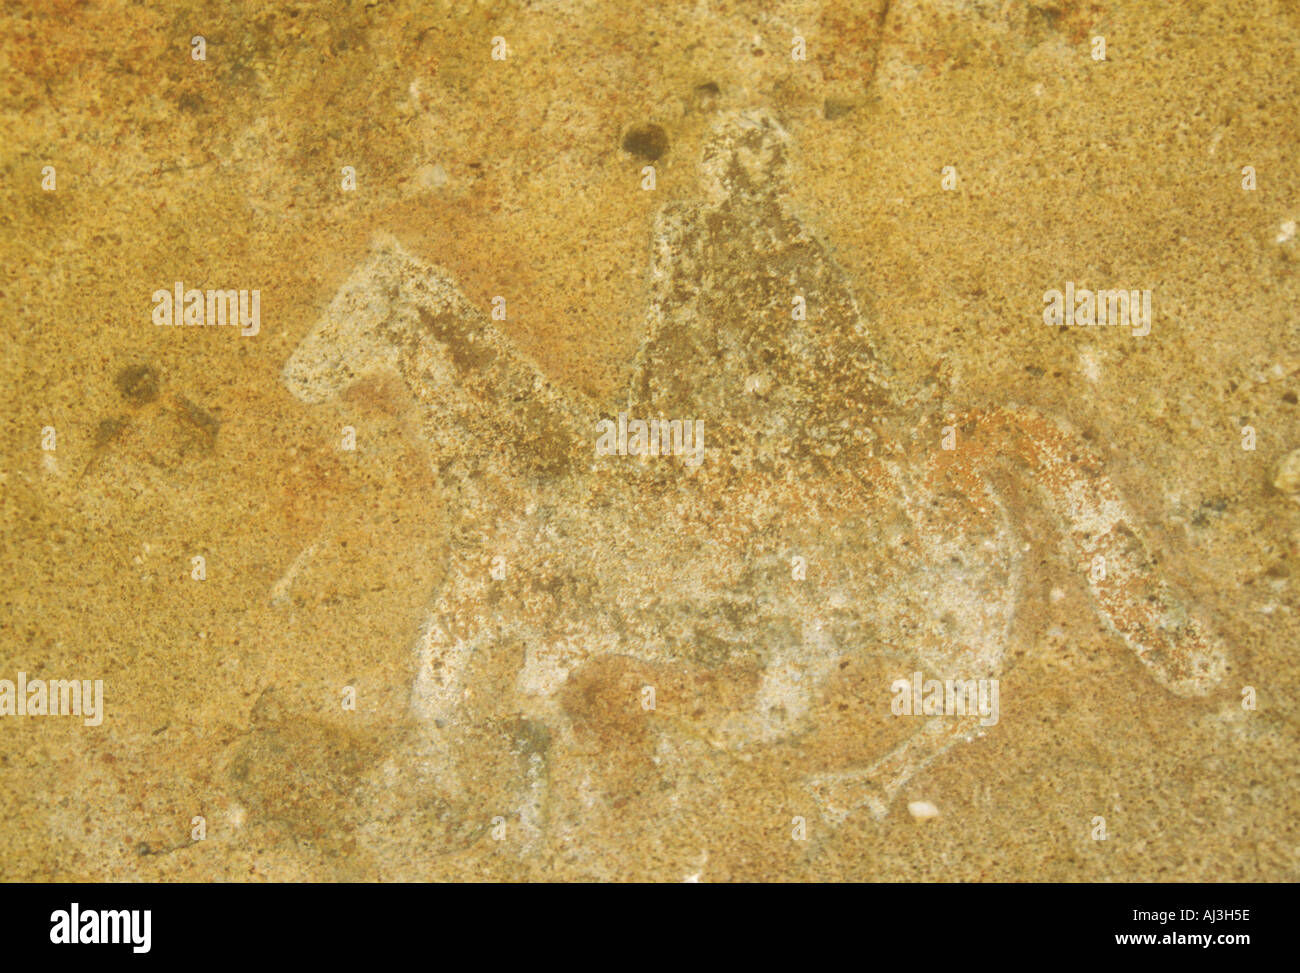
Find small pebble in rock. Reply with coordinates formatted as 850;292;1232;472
415;163;449;189
908;800;940;820
1273;449;1300;494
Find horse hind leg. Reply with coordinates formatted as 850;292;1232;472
805;462;1018;822
807;717;985;823
974;407;1227;697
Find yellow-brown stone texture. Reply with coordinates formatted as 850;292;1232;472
1;0;1297;881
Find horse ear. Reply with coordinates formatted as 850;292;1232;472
282;247;409;404
366;230;404;255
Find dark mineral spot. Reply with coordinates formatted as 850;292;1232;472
823;98;857;121
621;123;669;162
115;364;159;405
692;629;734;667
1283;391;1297;404
512;717;551;759
332;27;364;54
693;82;721;111
1191;496;1228;526
172;394;220;448
1035;6;1061;32
177;93;206;114
94;416;128;446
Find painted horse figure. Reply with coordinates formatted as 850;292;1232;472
283;109;1226;839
